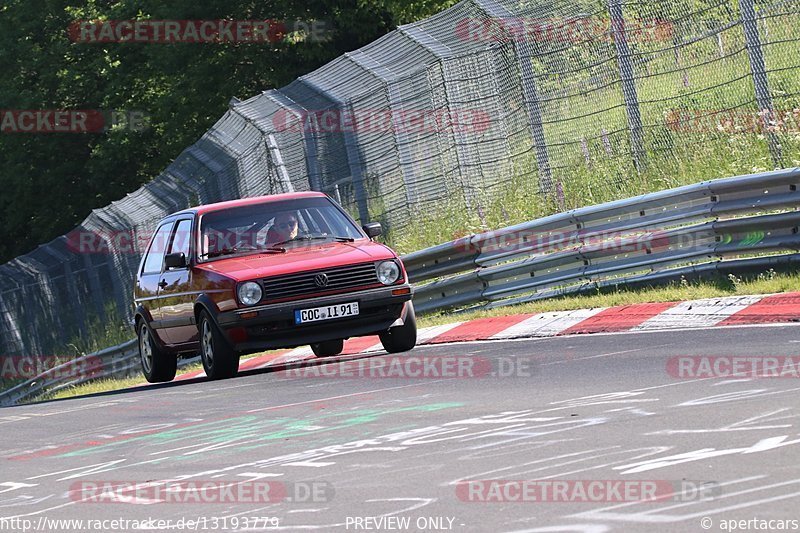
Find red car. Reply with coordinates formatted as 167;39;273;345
133;192;416;382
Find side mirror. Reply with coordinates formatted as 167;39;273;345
164;252;187;269
362;222;382;239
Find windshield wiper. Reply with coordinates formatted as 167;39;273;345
199;247;239;259
200;246;285;259
272;235;355;247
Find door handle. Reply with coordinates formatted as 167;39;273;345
158;280;168;289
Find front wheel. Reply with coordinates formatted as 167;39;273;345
138;322;177;383
311;339;344;357
379;302;417;353
199;311;239;380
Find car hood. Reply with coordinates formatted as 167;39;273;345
195;240;398;282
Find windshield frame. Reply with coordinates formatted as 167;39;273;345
196;196;368;263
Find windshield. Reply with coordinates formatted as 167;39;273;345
198;196;364;261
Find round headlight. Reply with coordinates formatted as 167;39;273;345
238;281;263;306
377;261;400;285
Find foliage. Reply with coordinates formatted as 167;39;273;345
0;0;455;263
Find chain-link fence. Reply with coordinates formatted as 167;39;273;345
1;0;799;358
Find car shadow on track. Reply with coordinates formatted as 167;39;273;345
19;350;391;406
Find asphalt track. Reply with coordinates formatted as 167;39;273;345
3;324;800;533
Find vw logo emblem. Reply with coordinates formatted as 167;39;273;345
314;273;329;288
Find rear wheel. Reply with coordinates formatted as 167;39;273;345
138;322;177;383
199;311;239;380
380;303;417;353
311;339;344;357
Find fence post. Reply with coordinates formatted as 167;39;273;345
516;39;554;194
471;0;553;194
266;90;323;191
442;61;478;212
386;81;419;205
340;100;371;223
302;113;324;193
608;0;646;172
41;247;87;338
346;51;420;206
0;286;25;355
81;253;106;322
739;0;783;168
266;134;295;193
399;25;479;211
300;78;370;222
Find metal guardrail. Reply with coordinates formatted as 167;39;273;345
0;341;199;407
406;167;800;313
0;340;137;407
3;167;798;406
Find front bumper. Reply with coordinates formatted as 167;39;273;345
216;285;413;352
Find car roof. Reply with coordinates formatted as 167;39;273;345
170;191;329;217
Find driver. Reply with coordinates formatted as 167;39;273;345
266;212;299;244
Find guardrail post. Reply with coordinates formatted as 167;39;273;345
608;0;646;172
739;0;783;168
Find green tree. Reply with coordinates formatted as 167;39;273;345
0;0;454;263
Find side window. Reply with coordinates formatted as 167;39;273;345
168;219;193;260
142;223;174;274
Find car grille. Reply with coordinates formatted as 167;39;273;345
262;262;379;301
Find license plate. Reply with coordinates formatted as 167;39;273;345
295;302;360;324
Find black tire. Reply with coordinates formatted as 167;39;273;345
311;339;344;357
379;302;417;353
198;311;239;380
138;321;177;383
